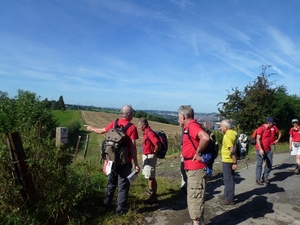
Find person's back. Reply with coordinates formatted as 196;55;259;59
86;105;140;215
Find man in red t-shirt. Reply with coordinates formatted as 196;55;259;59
86;105;140;215
255;117;274;185
137;117;161;204
289;119;300;174
178;105;209;225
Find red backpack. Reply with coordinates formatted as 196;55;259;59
250;126;264;145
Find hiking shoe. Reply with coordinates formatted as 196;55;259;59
146;188;153;196
256;179;263;185
219;199;235;205
145;195;158;204
218;195;225;200
103;202;111;211
190;219;205;225
263;177;270;184
115;210;127;216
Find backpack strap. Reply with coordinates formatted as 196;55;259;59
183;122;199;160
183;121;199;150
114;119;132;133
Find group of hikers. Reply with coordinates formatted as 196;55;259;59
86;104;300;225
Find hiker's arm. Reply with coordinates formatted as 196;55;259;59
256;134;264;154
274;130;282;144
86;126;106;134
256;134;264;155
131;140;140;173
289;135;293;150
230;146;237;171
193;130;209;161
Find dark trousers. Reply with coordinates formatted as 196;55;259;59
104;162;132;213
255;150;272;180
222;162;235;203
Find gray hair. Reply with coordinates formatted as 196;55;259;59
221;119;232;129
178;105;194;119
120;105;134;119
138;117;149;127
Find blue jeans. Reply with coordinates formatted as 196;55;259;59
255;150;272;180
103;162;132;213
222;162;235;202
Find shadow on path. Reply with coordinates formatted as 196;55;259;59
208;196;274;225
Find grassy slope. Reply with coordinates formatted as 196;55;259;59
52;109;82;126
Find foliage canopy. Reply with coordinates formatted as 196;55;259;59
217;65;300;140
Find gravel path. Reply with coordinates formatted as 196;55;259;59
142;153;300;225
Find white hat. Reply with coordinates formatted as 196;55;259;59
292;119;299;123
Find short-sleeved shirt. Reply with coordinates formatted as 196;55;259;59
142;126;160;155
255;125;272;151
289;126;300;142
221;129;237;163
182;120;206;170
270;125;279;144
105;118;139;162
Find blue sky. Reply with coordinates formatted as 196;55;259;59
1;0;300;113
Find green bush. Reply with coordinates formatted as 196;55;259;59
0;90;107;224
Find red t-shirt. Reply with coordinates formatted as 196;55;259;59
182;120;206;170
270;125;279;144
255;125;272;151
289;126;300;142
105;118;139;162
142;126;160;155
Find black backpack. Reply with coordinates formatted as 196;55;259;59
101;119;132;167
146;130;168;159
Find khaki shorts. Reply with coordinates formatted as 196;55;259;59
186;168;207;221
142;154;157;179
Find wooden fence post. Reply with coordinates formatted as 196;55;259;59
83;134;89;159
5;132;37;204
74;136;81;159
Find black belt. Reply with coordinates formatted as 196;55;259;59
183;157;193;161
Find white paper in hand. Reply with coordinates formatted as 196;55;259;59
103;160;113;175
127;170;138;184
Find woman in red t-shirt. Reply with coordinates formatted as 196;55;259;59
289;119;300;174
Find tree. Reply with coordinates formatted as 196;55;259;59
272;87;300;140
218;65;278;133
0;89;58;140
57;95;66;111
0;91;9;99
218;65;300;140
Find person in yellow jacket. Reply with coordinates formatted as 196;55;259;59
218;119;237;205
